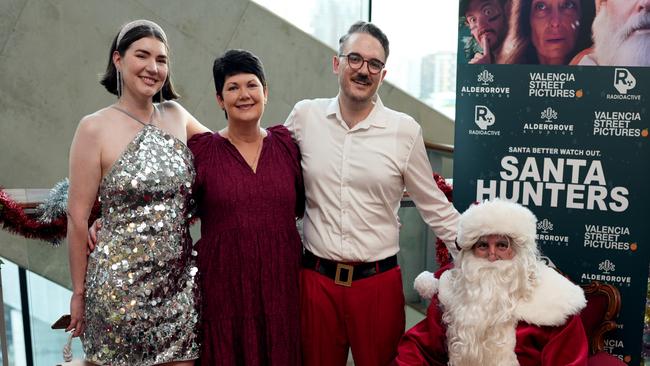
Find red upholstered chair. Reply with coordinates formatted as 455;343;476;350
579;281;626;366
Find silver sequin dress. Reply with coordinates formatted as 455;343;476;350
83;124;200;365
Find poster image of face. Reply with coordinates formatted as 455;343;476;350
459;0;650;66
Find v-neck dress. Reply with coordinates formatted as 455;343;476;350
188;125;304;366
84;124;200;365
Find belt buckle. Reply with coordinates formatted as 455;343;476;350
334;263;354;287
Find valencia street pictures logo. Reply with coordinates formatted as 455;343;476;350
528;72;582;99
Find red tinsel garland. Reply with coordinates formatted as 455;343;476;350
433;173;453;267
2;176;452;252
0;188;99;244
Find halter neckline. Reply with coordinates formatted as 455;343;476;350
112;104;157;126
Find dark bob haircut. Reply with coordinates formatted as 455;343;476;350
100;23;179;102
338;21;390;60
212;49;267;98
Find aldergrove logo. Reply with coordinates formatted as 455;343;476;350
478;70;493;85
592;110;647;138
469;105;500;136
607;68;642;101
528;72;582;99
536;219;569;246
523;107;575;135
599;260;615;273
460;70;511;97
583;225;636;252
581;260;632;287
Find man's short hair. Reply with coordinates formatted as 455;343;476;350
338;21;390;60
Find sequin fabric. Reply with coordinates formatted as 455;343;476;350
84;125;199;365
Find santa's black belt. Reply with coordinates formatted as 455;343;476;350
302;249;398;287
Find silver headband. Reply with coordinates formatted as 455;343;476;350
116;19;167;47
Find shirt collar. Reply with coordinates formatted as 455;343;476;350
327;94;388;130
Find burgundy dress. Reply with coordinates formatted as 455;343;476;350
188;125;304;366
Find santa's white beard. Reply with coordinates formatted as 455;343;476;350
442;254;531;366
592;7;650;66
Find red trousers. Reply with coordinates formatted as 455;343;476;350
300;266;406;366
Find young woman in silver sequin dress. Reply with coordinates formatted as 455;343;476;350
67;20;210;365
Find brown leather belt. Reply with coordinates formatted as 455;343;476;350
302;249;398;287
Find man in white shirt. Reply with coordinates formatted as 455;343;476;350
284;21;460;366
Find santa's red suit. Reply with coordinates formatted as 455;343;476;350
394;264;588;366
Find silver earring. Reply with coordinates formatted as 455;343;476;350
116;69;123;99
158;76;165;117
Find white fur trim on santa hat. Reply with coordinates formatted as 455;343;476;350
457;198;537;250
413;271;438;299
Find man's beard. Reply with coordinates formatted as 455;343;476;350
442;254;534;366
592;6;650;66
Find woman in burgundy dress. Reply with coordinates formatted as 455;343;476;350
188;49;304;365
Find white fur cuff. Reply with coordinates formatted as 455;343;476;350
414;271;438;299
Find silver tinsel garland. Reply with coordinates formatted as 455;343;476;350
35;178;69;223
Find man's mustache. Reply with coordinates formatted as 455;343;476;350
478;28;495;38
624;14;650;40
352;75;371;84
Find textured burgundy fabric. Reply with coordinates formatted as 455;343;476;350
189;125;304;366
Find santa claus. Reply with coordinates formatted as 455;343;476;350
571;0;650;66
394;199;589;366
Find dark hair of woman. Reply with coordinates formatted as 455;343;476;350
497;0;595;64
212;49;267;98
100;24;179;101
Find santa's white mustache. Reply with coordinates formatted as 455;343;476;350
623;14;650;39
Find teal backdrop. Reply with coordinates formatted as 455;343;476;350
453;58;649;365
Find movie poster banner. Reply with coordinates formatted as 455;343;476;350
454;1;650;364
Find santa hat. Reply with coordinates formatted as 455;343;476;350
414;199;538;299
457;198;537;252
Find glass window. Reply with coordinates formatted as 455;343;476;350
254;0;369;50
1;259;25;366
0;258;83;365
372;0;459;119
254;0;459;120
27;271;84;365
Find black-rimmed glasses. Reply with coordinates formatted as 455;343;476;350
339;53;385;74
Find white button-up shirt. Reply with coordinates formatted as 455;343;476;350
285;96;459;262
